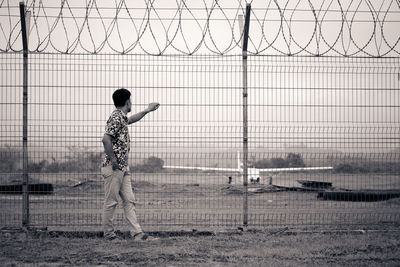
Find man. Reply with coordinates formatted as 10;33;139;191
101;88;160;241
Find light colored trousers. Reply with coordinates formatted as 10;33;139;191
101;165;143;237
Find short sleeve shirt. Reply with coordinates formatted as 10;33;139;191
102;109;130;171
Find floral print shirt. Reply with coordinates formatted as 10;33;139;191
102;109;130;171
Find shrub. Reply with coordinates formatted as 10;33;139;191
130;157;164;173
286;153;306;167
253;153;305;168
334;161;400;174
131;156;164;173
28;152;103;173
253;159;271;168
334;163;359;173
28;160;47;173
271;157;289;168
0;146;22;172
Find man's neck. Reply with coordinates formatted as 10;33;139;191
117;107;128;115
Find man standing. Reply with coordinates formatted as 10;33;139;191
101;88;159;241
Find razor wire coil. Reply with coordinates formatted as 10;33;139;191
0;0;399;56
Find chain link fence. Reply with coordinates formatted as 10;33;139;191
1;52;399;230
1;1;400;231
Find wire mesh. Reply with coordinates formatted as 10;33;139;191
246;55;400;226
1;0;400;231
0;52;23;227
0;52;399;230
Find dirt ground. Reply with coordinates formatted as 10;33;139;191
1;226;400;266
1;172;400;266
2;172;400;228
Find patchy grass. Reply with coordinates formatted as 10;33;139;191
0;228;399;266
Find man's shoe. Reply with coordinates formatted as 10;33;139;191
133;232;159;241
104;233;124;241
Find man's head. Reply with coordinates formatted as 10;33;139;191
112;88;131;113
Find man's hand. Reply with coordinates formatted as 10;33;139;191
128;103;160;124
147;102;160;112
103;134;119;170
111;158;119;171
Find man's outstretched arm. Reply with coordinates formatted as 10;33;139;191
128;102;160;124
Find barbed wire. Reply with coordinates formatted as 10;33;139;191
0;0;399;56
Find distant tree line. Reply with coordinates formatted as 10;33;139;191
27;153;103;173
1;146;399;174
27;155;165;173
130;157;164;173
252;153;306;168
333;161;400;174
0;145;165;173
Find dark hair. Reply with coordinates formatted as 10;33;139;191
112;88;131;107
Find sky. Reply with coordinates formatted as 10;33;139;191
0;0;400;165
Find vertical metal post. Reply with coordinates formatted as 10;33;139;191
19;2;30;228
240;4;251;227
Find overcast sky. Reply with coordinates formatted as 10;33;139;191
1;0;399;161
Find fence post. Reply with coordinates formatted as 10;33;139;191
19;2;31;228
240;4;251;227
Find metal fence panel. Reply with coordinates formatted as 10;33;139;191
246;56;400;226
1;52;399;230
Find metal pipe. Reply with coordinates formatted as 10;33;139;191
241;4;251;227
19;1;30;228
